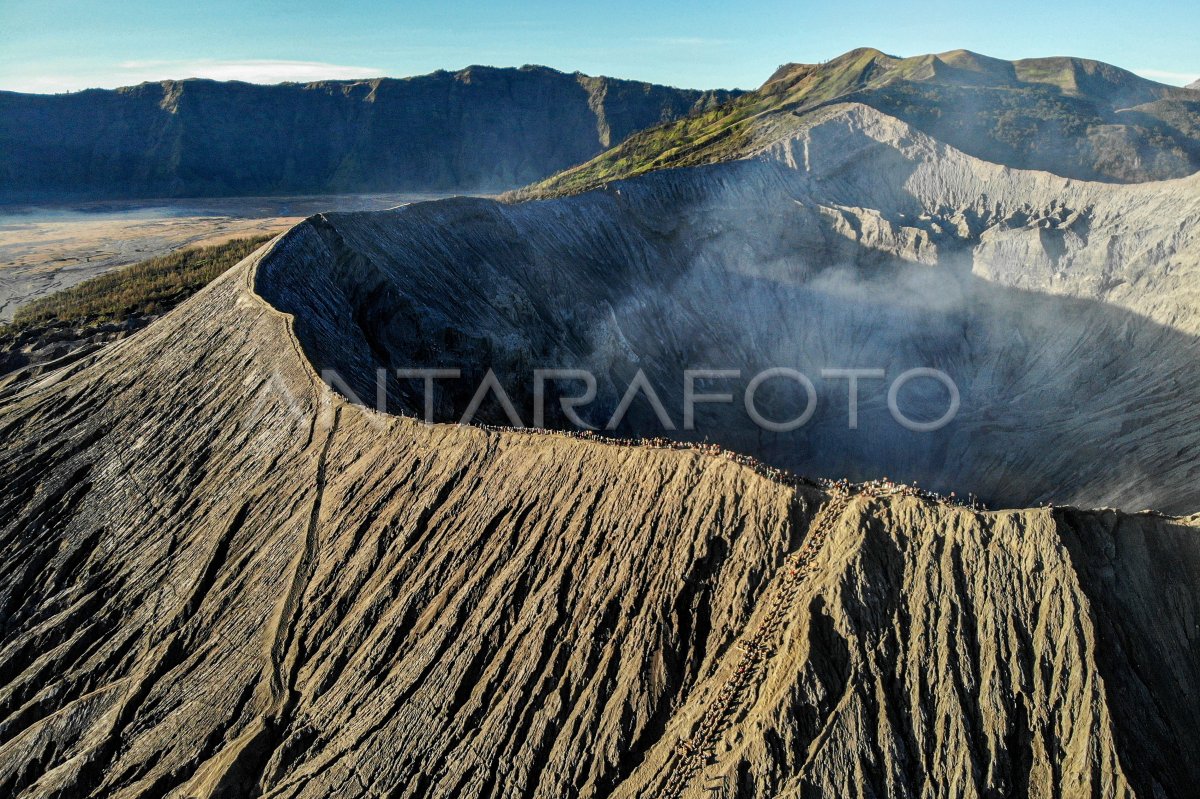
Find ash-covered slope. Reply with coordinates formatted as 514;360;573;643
0;66;737;202
258;104;1200;511
0;242;1198;798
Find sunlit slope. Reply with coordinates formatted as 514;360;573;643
0;242;1197;797
518;47;1200;197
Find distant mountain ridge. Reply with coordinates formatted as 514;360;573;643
1189;78;1200;90
521;48;1200;196
0;65;739;202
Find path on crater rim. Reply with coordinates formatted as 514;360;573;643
662;487;854;798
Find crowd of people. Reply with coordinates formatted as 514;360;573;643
469;423;988;511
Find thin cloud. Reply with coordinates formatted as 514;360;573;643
116;59;384;83
5;59;384;93
1131;68;1200;86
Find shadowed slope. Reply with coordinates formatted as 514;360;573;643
0;67;738;202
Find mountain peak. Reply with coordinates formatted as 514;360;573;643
525;48;1200;196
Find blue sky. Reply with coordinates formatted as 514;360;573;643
1;0;1197;93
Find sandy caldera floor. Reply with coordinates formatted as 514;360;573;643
0;192;460;321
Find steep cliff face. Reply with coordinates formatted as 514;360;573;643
0;66;737;201
251;104;1200;512
0;244;1197;798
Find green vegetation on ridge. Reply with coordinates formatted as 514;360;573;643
516;48;1200;198
3;235;271;337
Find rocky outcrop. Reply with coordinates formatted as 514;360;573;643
0;242;1197;798
0;67;738;202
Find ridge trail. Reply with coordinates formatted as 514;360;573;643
661;487;853;798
